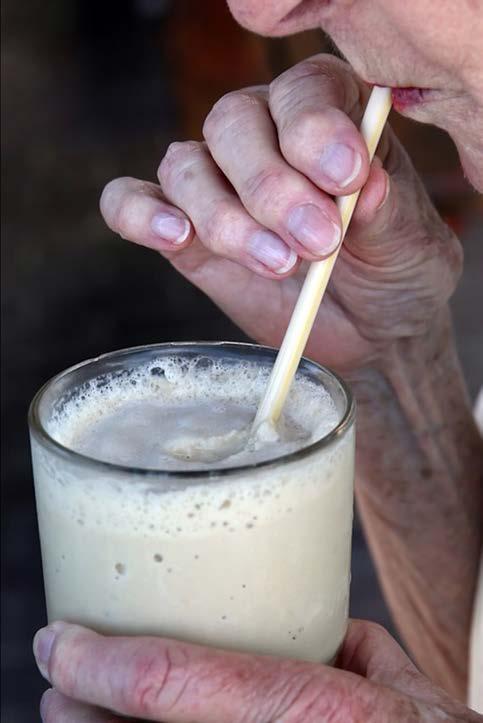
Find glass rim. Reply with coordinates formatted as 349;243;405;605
28;341;355;479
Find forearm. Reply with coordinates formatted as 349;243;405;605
349;309;483;700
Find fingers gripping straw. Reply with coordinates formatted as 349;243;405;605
253;86;392;432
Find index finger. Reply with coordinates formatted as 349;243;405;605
40;688;126;723
269;54;372;195
34;621;421;723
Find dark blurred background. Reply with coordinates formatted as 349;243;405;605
1;1;482;720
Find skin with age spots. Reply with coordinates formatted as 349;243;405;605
35;0;483;720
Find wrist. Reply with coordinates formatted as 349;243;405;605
346;307;469;418
345;305;482;498
345;306;482;505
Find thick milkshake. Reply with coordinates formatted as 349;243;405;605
30;343;355;664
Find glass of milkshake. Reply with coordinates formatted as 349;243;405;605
29;342;355;664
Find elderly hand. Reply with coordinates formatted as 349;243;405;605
100;54;461;375
34;619;479;722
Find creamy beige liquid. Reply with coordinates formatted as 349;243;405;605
32;356;354;663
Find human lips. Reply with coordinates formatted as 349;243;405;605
390;87;433;111
360;81;433;113
354;66;435;112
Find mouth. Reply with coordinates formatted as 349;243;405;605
357;67;437;113
390;87;433;112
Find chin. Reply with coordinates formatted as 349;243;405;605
393;94;483;192
456;147;483;193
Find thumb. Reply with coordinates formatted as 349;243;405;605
34;621;422;723
339;620;459;708
40;687;127;722
344;133;457;267
338;620;420;685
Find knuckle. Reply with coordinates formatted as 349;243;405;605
158;141;203;190
123;643;190;718
278;675;382;723
243;165;287;210
270;55;359;118
100;176;135;219
194;658;253;705
292;55;349;85
204;199;240;246
299;59;340;88
278;107;324;153
360;620;387;636
270;60;319;97
358;620;391;644
114;192;142;237
274;674;350;723
203;91;264;142
270;57;340;105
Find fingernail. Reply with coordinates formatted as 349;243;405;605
377;171;390;210
248;230;297;274
151;213;190;244
320;143;362;188
287;204;341;255
40;689;54;721
33;626;56;680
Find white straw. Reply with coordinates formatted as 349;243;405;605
253;86;392;431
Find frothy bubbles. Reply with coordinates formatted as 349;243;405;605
46;356;339;471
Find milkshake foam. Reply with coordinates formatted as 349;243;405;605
48;355;339;469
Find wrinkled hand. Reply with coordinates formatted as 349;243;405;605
100;54;461;374
34;619;479;722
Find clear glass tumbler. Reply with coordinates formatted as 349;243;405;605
29;342;355;664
